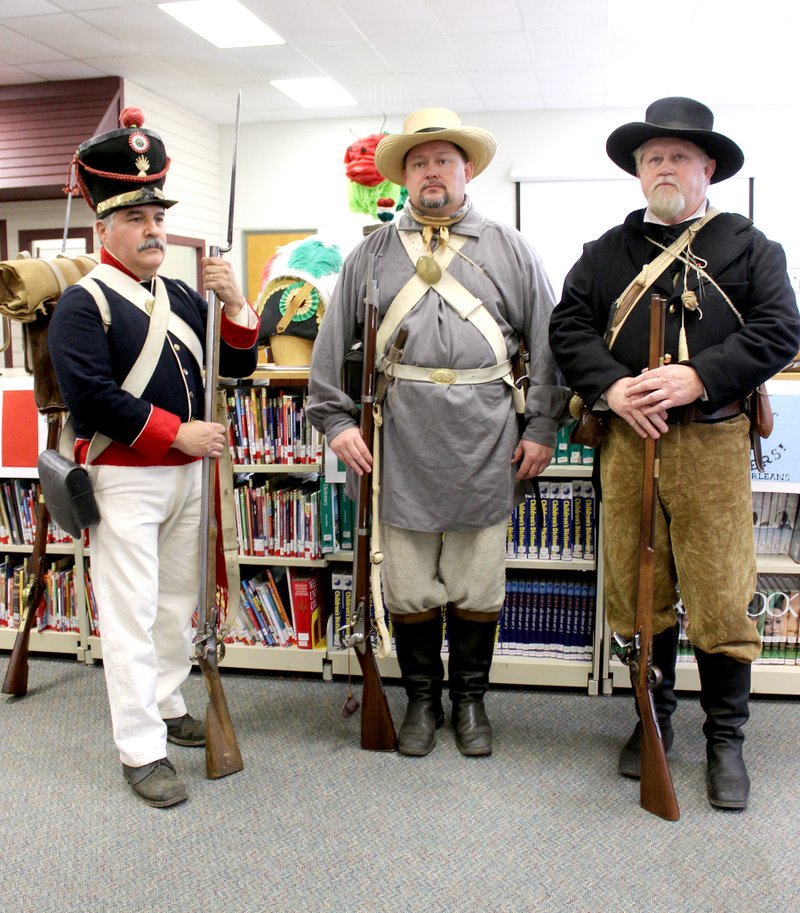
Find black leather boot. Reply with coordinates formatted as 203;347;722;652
695;648;751;810
392;607;445;757
618;624;679;779
447;606;498;757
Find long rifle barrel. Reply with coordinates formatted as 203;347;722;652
347;253;397;751
195;91;244;779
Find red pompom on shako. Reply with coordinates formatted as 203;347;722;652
120;107;145;129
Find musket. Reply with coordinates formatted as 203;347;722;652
193;91;244;779
615;292;679;821
2;412;61;697
2;164;77;697
341;254;398;751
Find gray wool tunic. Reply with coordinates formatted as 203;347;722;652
306;206;569;533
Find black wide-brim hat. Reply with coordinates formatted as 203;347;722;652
71;107;178;217
606;96;744;184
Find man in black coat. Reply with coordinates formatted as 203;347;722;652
549;97;800;810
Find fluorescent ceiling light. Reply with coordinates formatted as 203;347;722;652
159;0;284;48
271;77;357;108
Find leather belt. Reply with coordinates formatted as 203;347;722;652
669;400;745;425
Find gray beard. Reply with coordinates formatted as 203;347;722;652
648;185;686;222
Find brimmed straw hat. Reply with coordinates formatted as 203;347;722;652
606;96;744;184
375;108;497;186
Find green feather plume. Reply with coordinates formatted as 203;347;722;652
286;240;343;277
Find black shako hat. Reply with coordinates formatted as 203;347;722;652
606;96;744;184
69;107;178;217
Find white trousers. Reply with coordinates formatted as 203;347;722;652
89;462;202;767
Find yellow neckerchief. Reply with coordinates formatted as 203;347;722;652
407;197;472;254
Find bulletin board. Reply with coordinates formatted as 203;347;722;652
242;229;315;305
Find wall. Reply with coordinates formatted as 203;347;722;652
223;103;800;293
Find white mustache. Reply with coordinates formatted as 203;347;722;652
137;238;166;252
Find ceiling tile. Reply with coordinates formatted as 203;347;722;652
520;0;608;29
448;33;533;70
4;13;130;57
0;23;68;64
293;40;392;77
429;0;524;33
528;27;606;68
371;38;461;74
245;0;361;42
469;69;542;99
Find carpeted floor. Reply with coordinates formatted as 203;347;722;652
1;652;798;913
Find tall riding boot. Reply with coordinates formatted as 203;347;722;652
695;648;751;810
391;607;445;757
618;624;679;779
447;606;498;757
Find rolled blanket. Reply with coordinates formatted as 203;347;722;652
0;254;98;322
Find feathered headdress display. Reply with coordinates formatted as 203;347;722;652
256;236;344;345
344;133;407;222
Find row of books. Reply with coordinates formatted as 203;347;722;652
233;476;323;559
752;490;800;557
501;574;595;660
0;479;72;546
677;575;800;665
506;480;596;561
327;571;594;662
0;556;83;633
226;386;323;465
225;569;325;650
319;480;356;554
553;421;595;467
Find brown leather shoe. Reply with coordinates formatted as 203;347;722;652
165;713;206;747
122;758;188;807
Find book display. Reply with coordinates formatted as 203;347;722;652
7;366;800;698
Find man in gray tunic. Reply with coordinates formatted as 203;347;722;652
308;108;567;758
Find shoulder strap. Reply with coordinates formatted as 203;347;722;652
605;207;720;349
380;227;524;411
384;228;506;363
69;272;173;462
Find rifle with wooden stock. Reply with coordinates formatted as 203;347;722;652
2;313;66;698
193;91;244;779
2;414;61;697
615;292;680;821
341;253;398;751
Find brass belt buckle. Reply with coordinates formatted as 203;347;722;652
430;368;456;384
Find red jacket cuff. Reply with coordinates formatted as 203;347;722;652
132;406;182;459
221;303;259;349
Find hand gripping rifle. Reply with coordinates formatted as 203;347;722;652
614;293;680;821
193;91;244;779
340;254;398;751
